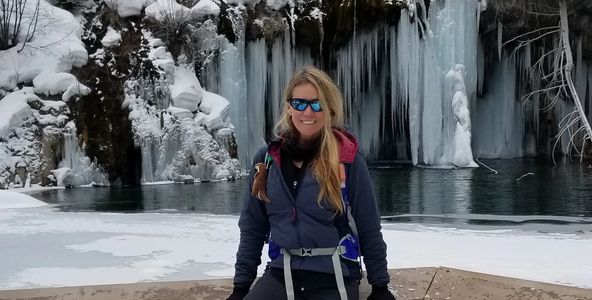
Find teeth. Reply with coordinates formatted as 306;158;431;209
302;121;315;125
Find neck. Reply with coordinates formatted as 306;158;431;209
283;134;321;162
298;133;321;146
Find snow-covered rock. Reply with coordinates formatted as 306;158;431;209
169;67;203;112
145;0;193;23
198;91;230;131
125;77;240;183
33;72;78;95
0;1;87;91
192;0;220;18
62;83;92;102
32;72;91;102
266;0;288;10
148;46;175;74
117;0;145;17
0;90;35;138
167;105;194;119
101;26;122;48
51;167;76;187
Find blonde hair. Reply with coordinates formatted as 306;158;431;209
274;66;345;215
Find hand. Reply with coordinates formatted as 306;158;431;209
226;286;250;300
367;285;396;300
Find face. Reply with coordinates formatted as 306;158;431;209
288;82;326;143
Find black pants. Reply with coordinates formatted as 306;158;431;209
244;268;359;300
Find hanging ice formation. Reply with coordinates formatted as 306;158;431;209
473;24;592;159
126;31;240;183
197;7;315;173
334;0;481;167
53;122;110;187
473;55;525;158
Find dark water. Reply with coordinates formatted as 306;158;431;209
32;159;592;222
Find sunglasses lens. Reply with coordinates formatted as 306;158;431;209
290;99;305;111
289;99;322;112
310;102;321;112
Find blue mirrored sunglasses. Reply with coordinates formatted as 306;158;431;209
288;98;323;112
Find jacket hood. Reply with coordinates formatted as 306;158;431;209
333;128;358;163
268;128;359;165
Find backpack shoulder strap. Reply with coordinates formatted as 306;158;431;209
252;148;272;203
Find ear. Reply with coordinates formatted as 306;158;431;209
286;101;292;114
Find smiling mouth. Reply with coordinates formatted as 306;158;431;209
301;120;316;125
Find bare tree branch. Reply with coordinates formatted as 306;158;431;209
559;0;592;147
0;0;39;50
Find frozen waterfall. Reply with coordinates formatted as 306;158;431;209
333;0;481;166
53;122;110;187
473;56;525;158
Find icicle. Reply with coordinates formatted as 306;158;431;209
219;7;248;172
245;39;268;171
474;56;524;158
396;10;421;165
575;35;586;98
57;122;110;186
421;40;443;165
588;63;592;123
335;27;386;160
497;20;503;60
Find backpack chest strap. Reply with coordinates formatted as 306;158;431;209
282;246;345;257
281;247;349;300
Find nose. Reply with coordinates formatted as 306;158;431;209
302;105;315;115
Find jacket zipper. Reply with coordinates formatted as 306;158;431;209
274;162;303;249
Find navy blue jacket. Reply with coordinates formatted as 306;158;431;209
232;129;389;288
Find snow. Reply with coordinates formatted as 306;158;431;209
170;66;204;112
51;168;74;187
167;105;193;119
145;0;193;23
125;73;240;183
147;45;175;74
192;0;220;17
0;197;590;290
31;72;91;102
0;90;35;138
0;0;87;91
33;72;78;96
104;0;150;18
266;0;288;10
198;91;230;131
62;82;91;102
101;26;122;48
0;191;47;209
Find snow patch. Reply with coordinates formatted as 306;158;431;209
101;26;122;48
266;0;287;10
170;66;203;112
0;190;47;209
192;0;220;17
198;91;230;131
0;1;87;91
145;0;193;23
0;90;35;138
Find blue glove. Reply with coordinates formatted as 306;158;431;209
367;285;396;300
226;286;250;300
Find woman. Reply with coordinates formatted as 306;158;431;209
227;66;395;300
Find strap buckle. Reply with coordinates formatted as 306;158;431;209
300;248;313;256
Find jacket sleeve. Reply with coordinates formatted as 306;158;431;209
232;148;270;288
348;152;390;286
